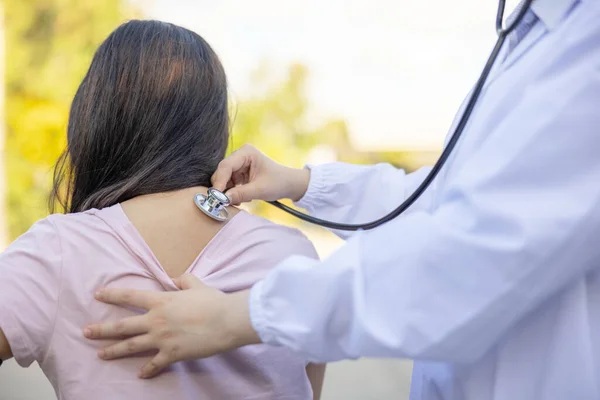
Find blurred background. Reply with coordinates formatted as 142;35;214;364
0;0;518;398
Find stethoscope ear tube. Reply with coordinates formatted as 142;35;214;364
268;0;534;231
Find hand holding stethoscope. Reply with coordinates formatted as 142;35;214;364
211;144;312;208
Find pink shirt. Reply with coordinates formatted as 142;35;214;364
0;204;317;399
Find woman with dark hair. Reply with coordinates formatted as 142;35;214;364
0;20;324;399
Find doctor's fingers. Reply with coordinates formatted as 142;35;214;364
140;351;176;379
211;153;249;191
95;287;168;310
98;333;155;361
84;314;151;339
211;144;260;191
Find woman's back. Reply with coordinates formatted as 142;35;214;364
0;188;317;399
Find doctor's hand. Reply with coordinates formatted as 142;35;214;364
211;144;310;205
83;274;260;378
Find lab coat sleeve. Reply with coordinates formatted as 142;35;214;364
249;60;600;363
295;162;434;239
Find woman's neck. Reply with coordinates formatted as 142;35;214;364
120;186;239;277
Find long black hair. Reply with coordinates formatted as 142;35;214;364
50;20;229;213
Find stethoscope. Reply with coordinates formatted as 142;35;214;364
197;0;534;231
195;188;231;222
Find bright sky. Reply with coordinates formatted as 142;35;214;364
148;0;519;151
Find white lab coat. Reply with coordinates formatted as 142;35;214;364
250;0;600;399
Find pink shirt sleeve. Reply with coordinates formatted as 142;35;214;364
0;216;62;367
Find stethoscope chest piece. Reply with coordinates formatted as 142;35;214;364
194;188;230;222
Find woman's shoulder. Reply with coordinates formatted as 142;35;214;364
8;206;127;260
1;210;111;274
7;210;97;248
40;205;123;236
225;211;318;259
235;210;310;237
196;211;318;290
198;211;318;279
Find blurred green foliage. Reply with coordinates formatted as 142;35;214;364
4;0;139;239
4;1;419;239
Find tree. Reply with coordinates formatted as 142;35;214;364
4;0;138;239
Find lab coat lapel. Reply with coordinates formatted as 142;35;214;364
483;26;546;91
